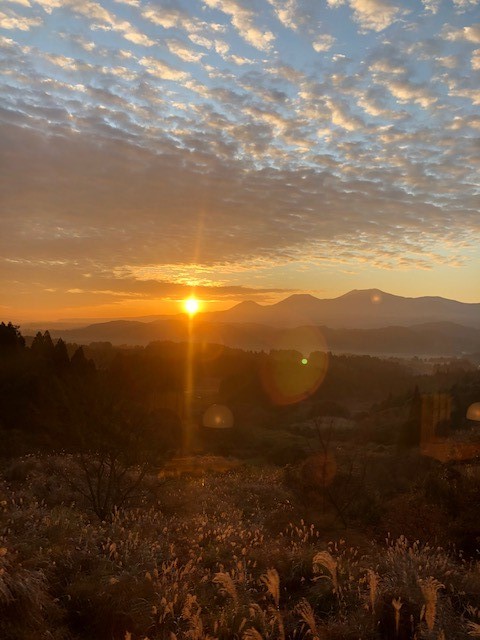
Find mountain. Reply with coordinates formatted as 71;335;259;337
22;313;171;333
201;289;480;329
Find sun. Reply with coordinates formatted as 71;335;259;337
183;297;200;315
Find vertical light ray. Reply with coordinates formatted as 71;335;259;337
183;311;195;454
182;297;200;454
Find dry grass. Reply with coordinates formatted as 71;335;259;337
0;454;479;639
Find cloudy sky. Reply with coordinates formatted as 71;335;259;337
1;0;479;321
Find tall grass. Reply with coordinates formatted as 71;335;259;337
1;455;479;639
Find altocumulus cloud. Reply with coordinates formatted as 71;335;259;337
0;0;479;312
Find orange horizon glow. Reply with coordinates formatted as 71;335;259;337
6;280;480;327
8;297;235;324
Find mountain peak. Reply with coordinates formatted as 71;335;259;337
232;300;263;310
273;293;320;307
284;293;319;301
340;288;389;298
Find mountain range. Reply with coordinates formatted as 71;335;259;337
36;289;480;357
200;289;480;329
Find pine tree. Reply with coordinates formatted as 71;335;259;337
53;339;70;372
0;322;25;352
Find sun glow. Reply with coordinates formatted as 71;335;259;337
183;297;200;315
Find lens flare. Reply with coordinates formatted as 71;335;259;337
467;402;480;422
260;326;329;406
202;404;234;429
302;452;337;488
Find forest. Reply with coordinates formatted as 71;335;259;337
1;321;480;640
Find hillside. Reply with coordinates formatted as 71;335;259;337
45;318;480;357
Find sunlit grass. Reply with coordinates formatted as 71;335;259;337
2;456;480;639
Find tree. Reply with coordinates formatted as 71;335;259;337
70;346;95;375
53;339;70;372
0;322;25;353
58;377;180;520
31;331;55;365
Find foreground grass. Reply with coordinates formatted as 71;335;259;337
1;455;480;639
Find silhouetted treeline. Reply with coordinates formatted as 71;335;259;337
0;326;180;456
1;323;478;458
0;326;94;451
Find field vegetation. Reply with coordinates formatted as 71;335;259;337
1;321;480;639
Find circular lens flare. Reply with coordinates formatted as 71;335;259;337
184;297;200;315
260;327;329;406
202;404;234;429
467;402;480;422
302;452;337;488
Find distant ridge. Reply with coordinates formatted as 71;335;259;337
200;288;480;329
34;289;480;356
45;319;480;357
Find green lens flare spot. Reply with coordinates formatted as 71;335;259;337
301;358;308;365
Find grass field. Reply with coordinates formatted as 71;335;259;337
1;451;480;640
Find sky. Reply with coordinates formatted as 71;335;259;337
1;0;479;322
